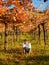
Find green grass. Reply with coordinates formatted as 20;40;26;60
0;32;49;65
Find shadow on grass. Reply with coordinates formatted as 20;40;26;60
0;48;22;54
25;55;49;61
0;49;49;65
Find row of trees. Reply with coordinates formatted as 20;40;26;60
0;0;49;51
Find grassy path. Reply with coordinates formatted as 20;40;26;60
0;46;49;65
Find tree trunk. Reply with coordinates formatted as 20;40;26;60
12;24;15;47
45;30;48;40
0;33;2;39
4;23;8;52
15;26;18;41
42;23;46;50
38;25;41;43
33;30;36;40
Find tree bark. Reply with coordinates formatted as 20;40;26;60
38;25;41;43
45;30;48;40
4;23;8;52
42;23;46;50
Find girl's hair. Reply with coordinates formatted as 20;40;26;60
24;39;27;42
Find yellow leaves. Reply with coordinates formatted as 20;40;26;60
0;1;4;6
6;0;12;6
13;16;16;21
0;8;8;15
46;10;49;15
12;0;21;7
0;3;49;32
